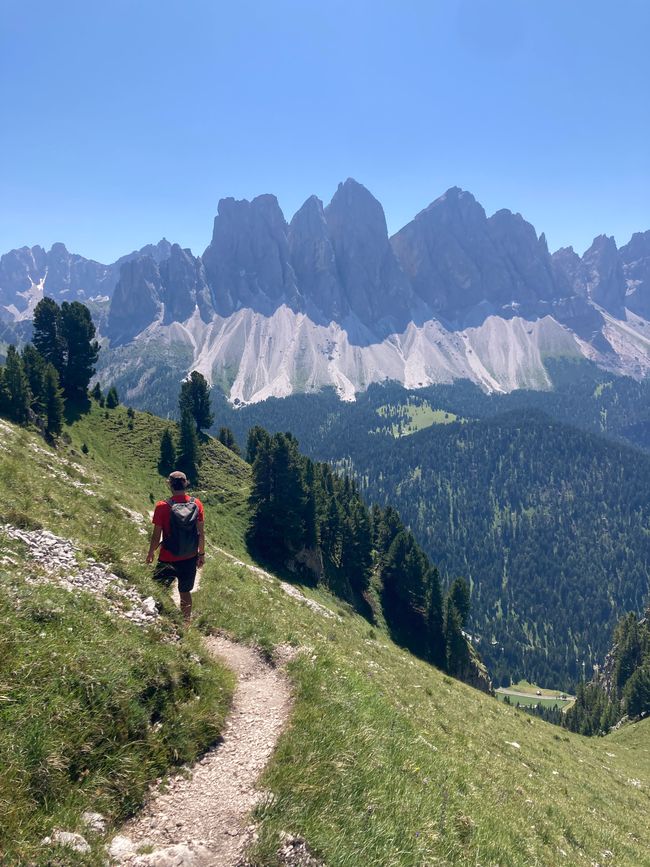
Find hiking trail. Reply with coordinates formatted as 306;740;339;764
111;629;292;866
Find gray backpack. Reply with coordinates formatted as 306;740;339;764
165;497;199;557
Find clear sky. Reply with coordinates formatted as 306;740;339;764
1;0;649;262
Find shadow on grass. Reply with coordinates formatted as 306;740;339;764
64;394;92;425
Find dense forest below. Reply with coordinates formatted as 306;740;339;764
207;361;650;688
350;410;650;687
213;359;650;457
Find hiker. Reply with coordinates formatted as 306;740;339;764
147;471;205;623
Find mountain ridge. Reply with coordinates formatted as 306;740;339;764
3;180;650;401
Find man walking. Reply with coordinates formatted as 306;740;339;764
147;471;205;624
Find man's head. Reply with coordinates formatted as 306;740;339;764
168;471;189;492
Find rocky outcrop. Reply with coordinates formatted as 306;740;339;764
202;194;302;317
621;231;650;318
108;256;164;345
159;244;214;324
324;179;418;334
107;245;215;344
390;188;565;325
288;195;344;323
579;235;627;316
0;239;174;318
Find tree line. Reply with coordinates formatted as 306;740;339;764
563;607;650;735
244;426;476;680
0;298;99;438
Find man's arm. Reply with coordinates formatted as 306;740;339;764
197;521;205;568
147;525;162;564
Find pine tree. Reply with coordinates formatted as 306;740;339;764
90;382;102;402
246;425;271;464
2;346;31;425
444;597;470;677
60;301;100;396
42;364;64;438
341;496;372;597
33;297;64;373
176;407;200;483
268;432;306;556
246;435;275;559
21;345;47;416
448;577;471;628
218;426;241;455
105;386;119;408
381;530;430;655
427;566;445;667
303;459;319;550
158;428;176;476
179;371;214;432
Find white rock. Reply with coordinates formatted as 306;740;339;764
142;596;158;616
82;810;107;833
109;834;136;858
42;830;91;853
131;842;213;866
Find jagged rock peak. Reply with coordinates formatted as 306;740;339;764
202;192;298;317
108;255;163;345
325;178;389;236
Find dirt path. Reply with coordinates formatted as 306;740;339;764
111;634;292;866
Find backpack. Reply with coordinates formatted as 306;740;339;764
165;497;199;558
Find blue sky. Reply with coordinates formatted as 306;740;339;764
1;0;649;262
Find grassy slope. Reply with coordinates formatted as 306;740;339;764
1;403;650;865
0;405;241;865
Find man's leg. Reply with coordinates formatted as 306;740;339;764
179;591;192;623
177;556;198;625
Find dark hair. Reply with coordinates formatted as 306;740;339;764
170;478;187;491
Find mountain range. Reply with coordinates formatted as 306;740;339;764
2;180;650;403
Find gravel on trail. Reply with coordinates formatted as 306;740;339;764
113;635;293;866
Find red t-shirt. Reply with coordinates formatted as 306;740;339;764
152;494;205;562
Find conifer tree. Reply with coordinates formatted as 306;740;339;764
177;407;200;483
179;371;213;432
341;496;372;596
158;428;176;476
60;301;100;396
33;297;64;373
381;530;430;655
427;566;445;667
105;386;119;408
42;363;64;438
90;382;102;402
246;434;275;558
21;344;46;415
2;346;31;425
246;425;271;465
268;432;306;556
218;426;241;455
444;596;470;677
448;577;471;628
303;459;319;550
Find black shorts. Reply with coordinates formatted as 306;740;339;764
153;557;198;594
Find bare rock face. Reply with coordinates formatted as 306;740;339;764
579;235;627;316
552;246;585;295
0;238;175;319
391;187;561;323
288;195;344;323
108;256;164;345
324;178;417;334
202;194;301;317
159;244;214;324
621;230;650;318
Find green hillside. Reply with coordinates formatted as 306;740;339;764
1;406;650;865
